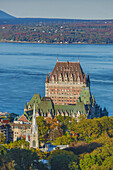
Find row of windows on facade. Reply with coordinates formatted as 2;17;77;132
50;80;82;84
14;126;30;130
49;97;79;103
47;89;81;92
50;74;81;82
53;99;78;103
53;99;77;102
47;92;80;95
47;86;81;89
52;101;77;104
56;66;78;71
51;96;78;99
54;103;76;105
52;98;78;101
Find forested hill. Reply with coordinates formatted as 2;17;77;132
0;17;113;25
0;10;15;19
1;21;113;44
1;10;113;44
0;10;113;24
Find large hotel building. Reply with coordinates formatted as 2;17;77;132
24;59;108;120
45;60;90;105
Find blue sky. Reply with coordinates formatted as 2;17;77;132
0;0;113;19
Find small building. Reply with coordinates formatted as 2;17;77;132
0;119;13;143
11;123;31;141
14;114;31;124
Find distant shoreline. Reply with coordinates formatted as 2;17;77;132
0;40;112;45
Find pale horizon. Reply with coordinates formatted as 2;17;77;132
0;0;113;20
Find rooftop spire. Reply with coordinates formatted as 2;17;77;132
30;104;39;148
31;104;38;135
46;74;49;83
78;57;79;63
57;57;59;62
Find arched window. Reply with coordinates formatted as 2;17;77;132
28;105;31;110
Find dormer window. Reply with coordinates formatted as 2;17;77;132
70;74;73;83
74;74;76;83
64;74;68;83
28;105;31;110
77;76;80;84
59;74;62;83
52;75;54;83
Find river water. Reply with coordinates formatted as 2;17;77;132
0;43;113;116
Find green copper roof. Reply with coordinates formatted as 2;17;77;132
37;98;54;114
80;87;91;105
54;104;76;113
28;94;41;108
24;93;87;119
73;101;86;114
54;101;86;114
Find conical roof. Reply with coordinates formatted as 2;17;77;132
31;104;38;135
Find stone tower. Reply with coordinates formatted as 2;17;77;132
30;104;39;148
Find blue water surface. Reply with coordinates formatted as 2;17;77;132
0;43;113;116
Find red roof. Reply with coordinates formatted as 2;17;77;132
1;119;10;124
18;115;29;123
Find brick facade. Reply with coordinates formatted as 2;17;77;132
45;60;88;105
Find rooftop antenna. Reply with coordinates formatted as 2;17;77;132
78;56;79;63
57;57;59;62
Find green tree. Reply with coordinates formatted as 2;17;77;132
68;161;79;170
0;133;6;144
48;150;78;170
75;119;102;140
7;149;39;170
8;113;18;122
36;116;48;143
53;131;75;145
6;138;29;150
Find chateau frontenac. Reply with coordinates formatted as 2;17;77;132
23;60;108;120
45;60;90;105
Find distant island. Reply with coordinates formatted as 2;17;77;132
0;10;113;44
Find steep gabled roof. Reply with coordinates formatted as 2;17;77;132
54;102;86;114
37;98;54;114
18;114;30;123
48;61;86;82
28;94;41;108
73;101;86;114
54;104;76;113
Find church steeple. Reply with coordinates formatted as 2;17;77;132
30;104;39;148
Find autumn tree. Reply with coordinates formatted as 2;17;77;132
0;133;6;144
